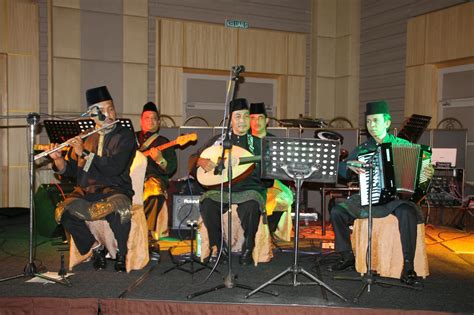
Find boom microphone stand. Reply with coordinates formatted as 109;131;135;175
334;147;419;302
0;113;70;286
187;66;277;299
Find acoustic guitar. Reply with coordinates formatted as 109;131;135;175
196;145;261;187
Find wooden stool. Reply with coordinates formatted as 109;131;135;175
352;214;429;279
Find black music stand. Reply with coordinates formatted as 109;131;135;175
245;137;347;302
333;148;421;303
43;120;82;143
44;118;135;142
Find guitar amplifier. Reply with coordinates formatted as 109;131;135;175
172;195;201;230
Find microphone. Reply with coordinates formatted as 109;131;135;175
81;104;100;117
232;65;245;74
81;104;106;121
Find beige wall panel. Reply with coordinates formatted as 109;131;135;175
405;65;438;126
277;75;287;119
286;76;305;119
317;37;336;77
406;15;426;66
8;166;28;207
8;0;38;55
335;76;349;118
124;0;147;17
337;0;360;37
0;0;7;53
426;3;474;63
7;127;28;166
160;66;182;116
288;33;306;76
336;36;350;77
52;7;80;58
238;29;287;74
123;63;148;115
0;53;7;205
8;55;38;112
316;0;337;37
123;16;148;64
184;22;237;70
160;19;183;67
53;0;80;9
53;58;81;113
315;77;335;120
347;76;359;126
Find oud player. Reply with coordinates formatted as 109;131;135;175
191;98;272;266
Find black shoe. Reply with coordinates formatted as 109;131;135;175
208;249;228;265
92;246;107;270
239;249;253;266
115;252;126;272
149;240;161;262
328;253;355;272
401;269;423;287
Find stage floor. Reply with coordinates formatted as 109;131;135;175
0;211;473;314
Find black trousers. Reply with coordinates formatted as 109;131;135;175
330;203;418;270
200;198;261;251
61;211;131;256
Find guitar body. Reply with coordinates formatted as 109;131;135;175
197;146;257;187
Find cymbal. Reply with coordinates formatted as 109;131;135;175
278;118;326;128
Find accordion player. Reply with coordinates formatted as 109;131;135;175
357;143;432;206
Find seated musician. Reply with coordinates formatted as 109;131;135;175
250;102;292;238
329;100;434;286
193;98;271;265
49;86;137;272
135;102;177;260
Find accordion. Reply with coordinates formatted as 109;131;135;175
358;142;432;206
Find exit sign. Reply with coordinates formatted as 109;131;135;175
225;19;249;29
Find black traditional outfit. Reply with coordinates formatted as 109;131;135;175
56;86;136;258
135;102;177;234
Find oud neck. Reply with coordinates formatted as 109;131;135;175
239;156;260;165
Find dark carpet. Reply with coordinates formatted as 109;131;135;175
0;213;473;313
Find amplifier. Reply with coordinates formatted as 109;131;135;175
172;195;201;230
426;168;464;206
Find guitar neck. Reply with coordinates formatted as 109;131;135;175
142;141;177;156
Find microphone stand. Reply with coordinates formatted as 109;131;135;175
334;145;418;302
187;66;277;299
0;113;71;286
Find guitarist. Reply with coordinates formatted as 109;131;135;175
192;98;270;266
136;102;177;259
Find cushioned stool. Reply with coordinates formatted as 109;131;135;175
199;204;273;266
352;214;429;279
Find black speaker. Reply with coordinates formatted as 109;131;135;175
172;195;200;230
34;184;74;237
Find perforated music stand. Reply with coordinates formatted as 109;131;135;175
43;118;135;143
43;120;82;143
245;137;347;302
